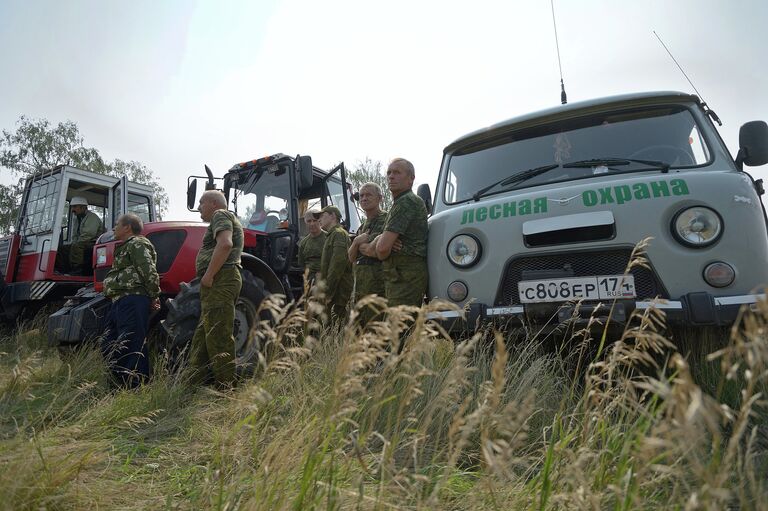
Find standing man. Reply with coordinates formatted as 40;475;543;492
374;158;428;307
298;208;327;287
317;205;353;322
58;196;105;274
101;213;160;388
348;183;387;321
191;190;244;387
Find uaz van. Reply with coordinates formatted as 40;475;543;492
423;91;768;329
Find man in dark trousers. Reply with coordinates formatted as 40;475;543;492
101;213;160;388
190;190;244;387
317;205;353;322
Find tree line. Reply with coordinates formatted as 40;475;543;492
0;115;389;235
0;116;169;235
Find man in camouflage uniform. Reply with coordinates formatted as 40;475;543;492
298;209;326;287
348;183;387;323
317;205;353;322
57;196;105;274
191;190;244;387
101;213;160;388
374;158;428;307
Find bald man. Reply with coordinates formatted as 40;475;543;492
190;190;244;386
374;158;428;307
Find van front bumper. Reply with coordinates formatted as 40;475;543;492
427;292;766;331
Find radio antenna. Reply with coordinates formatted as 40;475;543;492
551;0;567;104
653;30;722;125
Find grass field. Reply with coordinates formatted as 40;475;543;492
1;295;767;510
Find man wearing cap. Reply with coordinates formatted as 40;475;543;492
101;213;161;388
298;209;327;286
317;205;353;321
58;196;105;274
348;183;387;322
374;158;428;307
190;190;244;387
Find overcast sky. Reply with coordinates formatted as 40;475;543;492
1;0;766;220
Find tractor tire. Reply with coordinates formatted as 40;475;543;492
161;269;269;371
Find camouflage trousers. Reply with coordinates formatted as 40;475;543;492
354;261;386;324
384;254;428;308
190;266;242;386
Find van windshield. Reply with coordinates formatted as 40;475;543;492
443;106;710;204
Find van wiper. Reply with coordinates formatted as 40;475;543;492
472;164;560;201
563;158;670;173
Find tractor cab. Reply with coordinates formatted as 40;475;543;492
0;166;155;321
186;153;360;298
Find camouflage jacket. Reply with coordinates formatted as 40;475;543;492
103;235;161;301
298;231;327;278
320;224;353;304
383;190;428;257
356;211;387;264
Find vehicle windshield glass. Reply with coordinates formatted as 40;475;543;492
22;175;61;235
232;163;291;233
443;106;710;204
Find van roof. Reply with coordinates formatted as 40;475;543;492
445;91;701;153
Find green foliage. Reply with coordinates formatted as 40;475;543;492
0;116;169;234
347;157;392;211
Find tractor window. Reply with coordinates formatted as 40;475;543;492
233;163;291;233
23;176;61;235
127;193;152;222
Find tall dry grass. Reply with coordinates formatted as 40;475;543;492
0;282;766;509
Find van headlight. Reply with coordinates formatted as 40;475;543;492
672;206;722;247
447;234;481;268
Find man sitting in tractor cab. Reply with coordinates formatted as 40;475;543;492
56;196;105;275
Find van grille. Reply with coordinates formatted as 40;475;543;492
496;248;668;305
0;237;11;279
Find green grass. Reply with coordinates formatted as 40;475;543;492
1;295;767;510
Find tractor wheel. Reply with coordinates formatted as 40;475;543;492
161;269;270;370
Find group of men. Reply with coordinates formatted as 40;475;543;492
298;157;429;322
98;156;428;390
100;189;243;389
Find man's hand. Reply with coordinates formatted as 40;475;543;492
352;233;369;246
393;239;403;253
201;272;214;288
151;298;161;311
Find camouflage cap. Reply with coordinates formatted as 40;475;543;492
314;205;342;221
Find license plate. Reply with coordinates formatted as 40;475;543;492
518;275;636;304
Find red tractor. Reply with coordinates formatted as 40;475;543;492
47;153;359;363
0;166;157;322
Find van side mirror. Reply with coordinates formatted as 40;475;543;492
416;183;432;215
737;121;768;169
187;179;198;211
298;155;313;190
